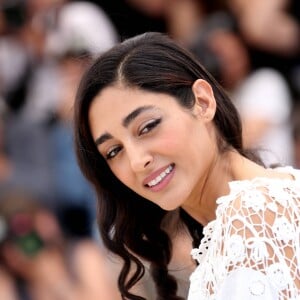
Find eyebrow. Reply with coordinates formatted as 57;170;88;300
122;105;155;128
95;132;112;146
95;105;155;146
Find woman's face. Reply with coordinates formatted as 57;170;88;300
88;82;217;210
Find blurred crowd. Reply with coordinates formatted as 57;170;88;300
0;0;299;299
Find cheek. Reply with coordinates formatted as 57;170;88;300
160;132;181;146
110;159;144;192
157;122;200;154
155;129;187;155
110;162;130;185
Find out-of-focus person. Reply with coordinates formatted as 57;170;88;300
227;0;299;56
124;0;205;45
226;0;300;104
0;189;122;300
190;12;294;167
50;49;96;239
26;0;119;57
0;0;119;232
101;0;223;45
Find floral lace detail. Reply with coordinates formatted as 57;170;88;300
268;185;292;207
272;216;295;244
188;167;300;300
245;238;269;262
266;263;291;291
242;189;266;212
225;234;245;263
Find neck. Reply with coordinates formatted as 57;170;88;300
182;151;258;226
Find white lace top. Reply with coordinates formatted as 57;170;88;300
188;166;300;300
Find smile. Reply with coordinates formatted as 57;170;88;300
146;164;174;187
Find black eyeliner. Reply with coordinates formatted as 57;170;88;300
139;118;162;135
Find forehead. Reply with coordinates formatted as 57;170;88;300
89;85;179;117
94;85;146;105
88;85;178;136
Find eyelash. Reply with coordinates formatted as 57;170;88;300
106;146;122;160
138;118;161;136
105;118;162;160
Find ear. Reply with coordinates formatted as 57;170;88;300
191;79;216;122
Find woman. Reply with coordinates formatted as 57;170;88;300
74;32;300;299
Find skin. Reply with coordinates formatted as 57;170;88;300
125;0;204;45
89;79;293;226
228;0;299;55
0;268;18;300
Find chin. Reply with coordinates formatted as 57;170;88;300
158;201;181;212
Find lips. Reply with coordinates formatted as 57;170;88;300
143;163;175;187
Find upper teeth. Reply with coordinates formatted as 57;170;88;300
147;165;173;187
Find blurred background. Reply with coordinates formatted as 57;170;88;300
0;0;299;299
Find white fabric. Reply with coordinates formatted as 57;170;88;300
233;68;294;167
188;166;300;300
20;62;60;122
0;37;28;92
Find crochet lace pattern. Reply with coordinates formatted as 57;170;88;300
188;167;300;300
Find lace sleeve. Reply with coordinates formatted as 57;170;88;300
217;184;300;299
189;180;300;300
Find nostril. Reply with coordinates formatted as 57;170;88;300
144;160;151;168
128;149;153;171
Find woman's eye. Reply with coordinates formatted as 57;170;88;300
139;118;161;136
106;146;122;160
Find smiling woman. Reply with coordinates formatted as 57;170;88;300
74;32;300;300
88;84;217;212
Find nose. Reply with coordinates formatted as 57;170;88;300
126;143;153;173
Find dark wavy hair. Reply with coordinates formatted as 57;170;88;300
74;32;262;299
